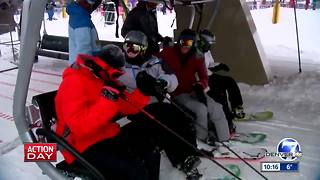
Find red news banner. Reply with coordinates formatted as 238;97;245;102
24;143;57;162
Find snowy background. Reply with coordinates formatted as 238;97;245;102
0;5;320;180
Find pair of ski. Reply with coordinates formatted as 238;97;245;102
197;132;267;180
200;111;273;160
197;111;273;179
198;132;268;160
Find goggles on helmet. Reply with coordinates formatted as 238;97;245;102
179;39;194;47
123;42;145;54
200;34;215;45
86;0;96;5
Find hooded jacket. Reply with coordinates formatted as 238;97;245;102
121;2;159;42
118;55;178;96
55;54;149;164
67;2;100;64
157;45;208;96
121;2;162;54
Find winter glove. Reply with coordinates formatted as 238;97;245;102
136;71;167;98
153;78;168;102
208;63;230;72
101;86;121;101
162;36;174;47
156;33;164;43
193;82;207;105
104;78;127;93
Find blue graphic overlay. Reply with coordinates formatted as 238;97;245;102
280;162;299;172
277;138;302;161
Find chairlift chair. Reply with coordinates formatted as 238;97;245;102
103;1;116;25
27;91;106;180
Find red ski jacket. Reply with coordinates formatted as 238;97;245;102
157;45;208;96
55;54;149;164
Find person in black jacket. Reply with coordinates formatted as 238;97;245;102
197;29;246;134
121;0;163;55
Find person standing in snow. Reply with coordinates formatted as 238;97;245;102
157;29;230;146
55;44;160;180
46;0;56;21
67;0;102;65
118;30;203;180
196;29;246;134
121;0;163;55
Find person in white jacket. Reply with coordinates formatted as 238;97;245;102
118;30;203;180
118;30;178;100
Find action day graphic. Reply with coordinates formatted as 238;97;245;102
24;143;57;162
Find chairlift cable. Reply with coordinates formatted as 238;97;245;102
207;0;221;29
195;4;203;32
189;5;196;29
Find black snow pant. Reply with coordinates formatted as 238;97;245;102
128;102;198;168
207;74;243;130
73;122;161;180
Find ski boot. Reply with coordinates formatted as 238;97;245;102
229;124;236;136
232;106;245;120
186;168;202;180
205;135;216;147
179;156;202;180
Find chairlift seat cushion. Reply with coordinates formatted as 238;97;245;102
41;34;69;53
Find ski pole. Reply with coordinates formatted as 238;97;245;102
162;93;268;180
119;95;242;180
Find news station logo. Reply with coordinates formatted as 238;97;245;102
266;138;302;161
24;143;57;162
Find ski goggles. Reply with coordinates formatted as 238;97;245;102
179;39;194;47
123;42;145;54
86;0;97;5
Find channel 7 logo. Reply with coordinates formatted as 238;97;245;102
277;138;302;161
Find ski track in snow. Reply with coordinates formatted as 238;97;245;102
0;137;21;156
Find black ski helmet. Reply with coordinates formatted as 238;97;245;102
179;29;197;47
198;29;215;52
96;44;125;69
124;30;149;48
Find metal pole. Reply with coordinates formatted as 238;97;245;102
293;0;302;73
207;0;221;29
9;25;16;62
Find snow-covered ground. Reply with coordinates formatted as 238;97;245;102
0;6;320;180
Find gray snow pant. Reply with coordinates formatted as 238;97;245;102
173;93;230;142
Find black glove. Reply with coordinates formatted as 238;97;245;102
101;86;120;101
162;36;174;47
208;63;230;72
193;83;207;105
156;33;164;43
104;78;127;93
153;78;168;102
136;71;167;97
